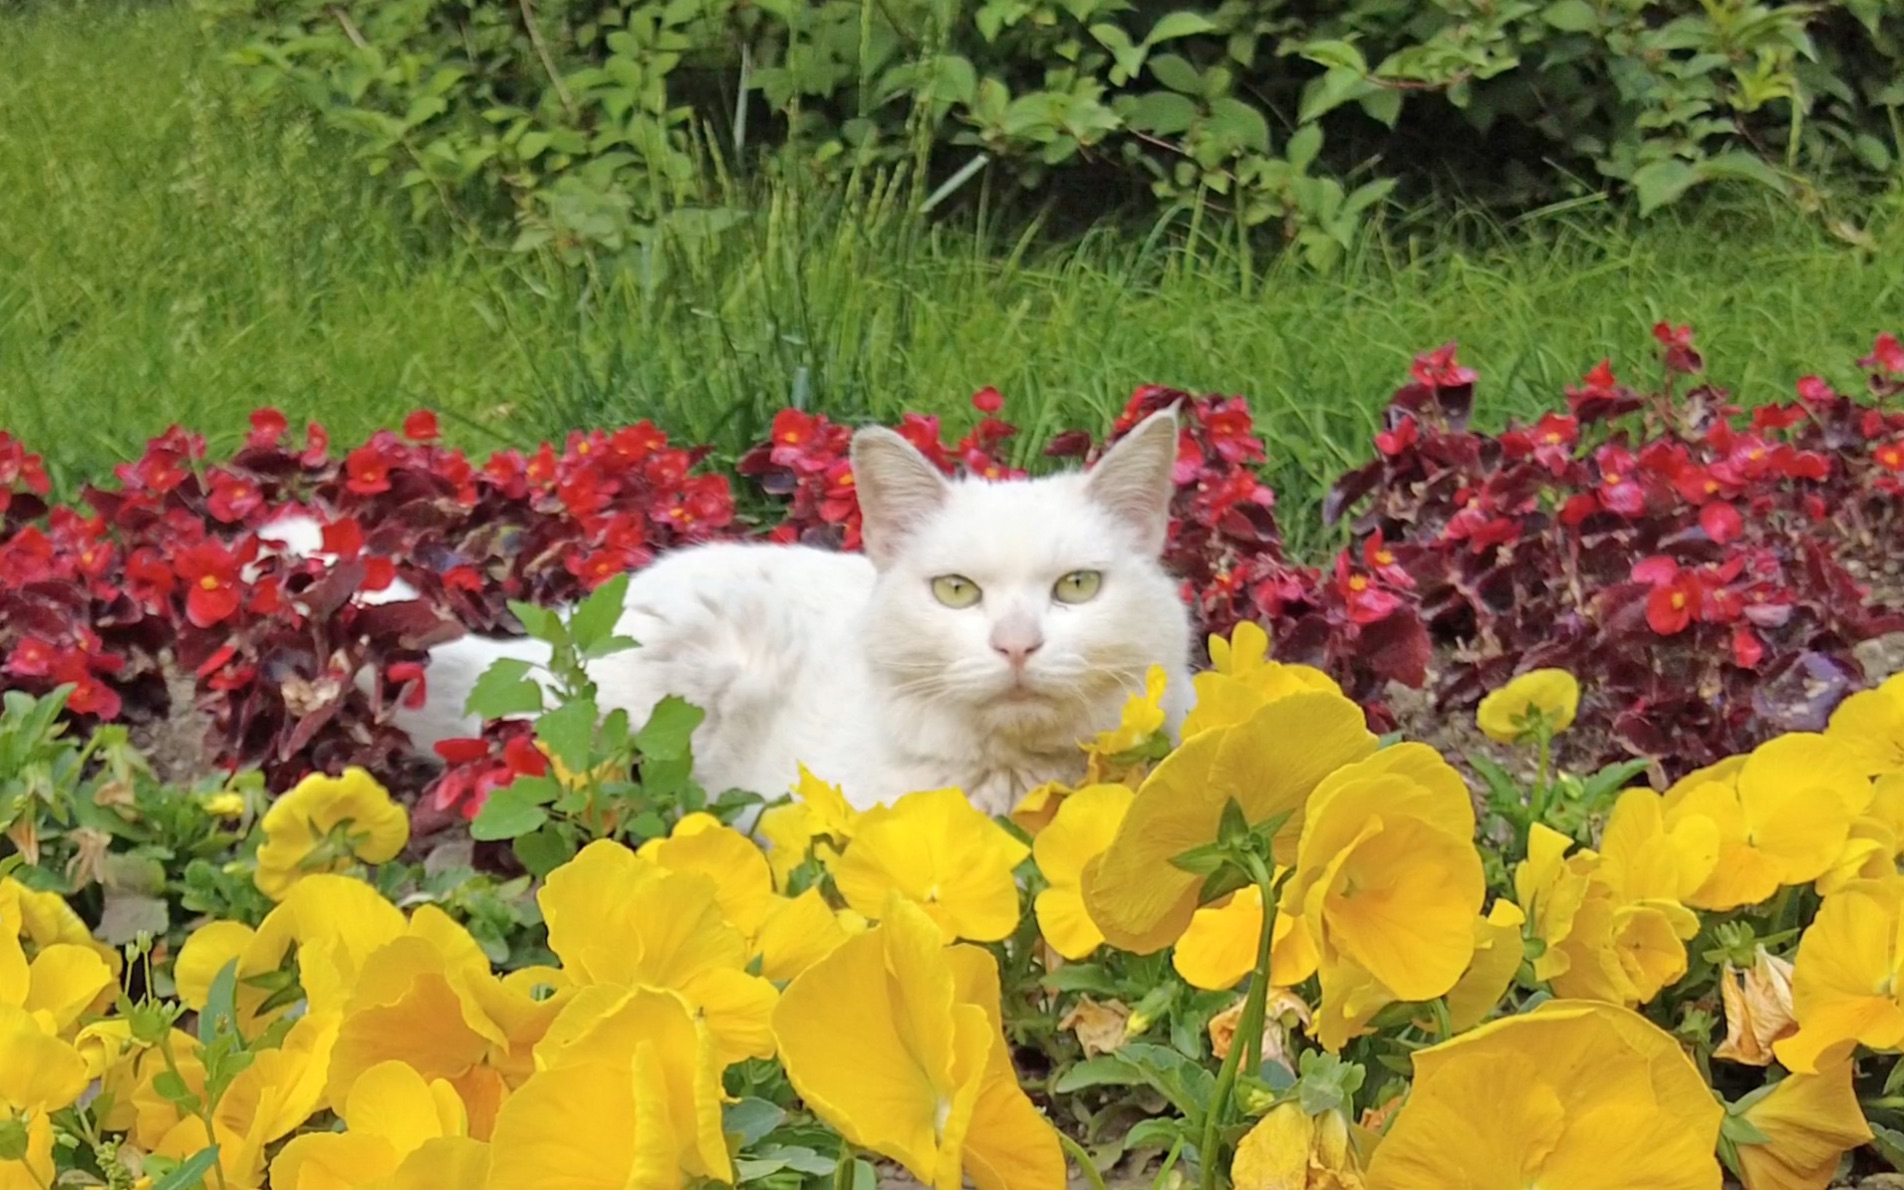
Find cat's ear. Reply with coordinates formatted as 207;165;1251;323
1086;406;1180;555
851;426;952;568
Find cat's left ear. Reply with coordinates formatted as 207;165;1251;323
1086;405;1181;555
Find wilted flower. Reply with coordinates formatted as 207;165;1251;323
254;766;411;899
830;787;1029;943
1209;988;1312;1067
1058;997;1131;1059
1730;1058;1873;1190
1475;668;1579;744
1365;1001;1723;1190
1715;947;1797;1066
772;895;1064;1189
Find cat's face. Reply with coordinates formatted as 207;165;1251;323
852;410;1192;745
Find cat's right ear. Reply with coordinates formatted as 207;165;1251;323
850;426;952;568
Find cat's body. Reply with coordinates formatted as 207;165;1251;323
264;408;1195;814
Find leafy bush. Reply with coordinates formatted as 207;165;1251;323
208;0;1904;262
5;637;1904;1188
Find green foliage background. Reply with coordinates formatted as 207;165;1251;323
212;0;1904;264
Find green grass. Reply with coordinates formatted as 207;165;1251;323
5;2;1904;552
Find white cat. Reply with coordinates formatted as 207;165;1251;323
262;408;1194;814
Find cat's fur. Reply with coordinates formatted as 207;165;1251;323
263;408;1194;814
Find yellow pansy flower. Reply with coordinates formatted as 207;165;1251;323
1776;876;1904;1073
154;1009;338;1187
1440;899;1528;1033
0;924;114;1040
1032;783;1135;960
1596;786;1721;904
752;889;852;983
829;787;1030;944
0;878;119;995
642;819;777;940
1087;665;1169;758
792;763;860;842
254;766;411;900
1085;691;1378;954
529;985;732;1183
1825;671;1904;776
1662;733;1871;911
1184;621;1343;740
1231;1101;1368;1190
1170;882;1319;992
771;895;1063;1190
753;801;822;890
539;840;777;1066
0;1003;88;1117
1365;1000;1723;1190
487;987;726;1190
1284;745;1485;1049
1732;1058;1873;1190
174;874;407;1033
1513;822;1699;1008
1475;668;1580;744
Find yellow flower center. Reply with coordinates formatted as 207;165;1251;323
199;575;221;590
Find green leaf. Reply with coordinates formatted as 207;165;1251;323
512;826;576;877
1543;0;1599;32
465;658;545;719
1051;1054;1147;1093
470;784;551;841
152;1146;222;1190
1358;86;1403;128
1630;158;1701;215
636;696;705;762
535;697;599;773
1205;98;1269;153
1294;39;1367;73
723;1097;787;1147
1299;67;1373;124
1286;122;1323;172
1854;133;1893;172
1696;151;1790;196
1147;53;1203;95
568;574;631;653
1127;90;1200;135
1144;11;1216;46
1042;963;1119;995
198;959;240;1048
508;601;567;646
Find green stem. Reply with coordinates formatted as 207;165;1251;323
1199;856;1279;1190
1060;1132;1110;1190
834;1143;858;1190
1151;1138;1184;1190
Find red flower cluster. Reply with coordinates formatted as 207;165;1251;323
1327;331;1904;767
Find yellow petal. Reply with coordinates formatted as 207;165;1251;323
1776;877;1904;1072
25;943;114;1035
487;1060;679;1190
371;1136;491;1190
1824;674;1904;777
269;1132;401;1190
1475;668;1579;743
1087;692;1377;953
772;896;963;1180
830;787;1029;944
646;822;777;940
343;1061;459;1157
753;889;851;983
1442;900;1527;1033
1231;1103;1316;1190
1366;1000;1722;1190
1172;884;1318;992
0;1002;88;1111
1736;1058;1874;1190
1032;785;1134;960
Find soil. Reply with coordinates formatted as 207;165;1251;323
123;651;216;788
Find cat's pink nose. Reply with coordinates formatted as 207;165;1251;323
991;628;1044;668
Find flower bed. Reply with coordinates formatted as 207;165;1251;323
1;324;1902;1188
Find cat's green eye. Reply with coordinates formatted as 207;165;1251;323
931;574;982;608
1054;570;1103;604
